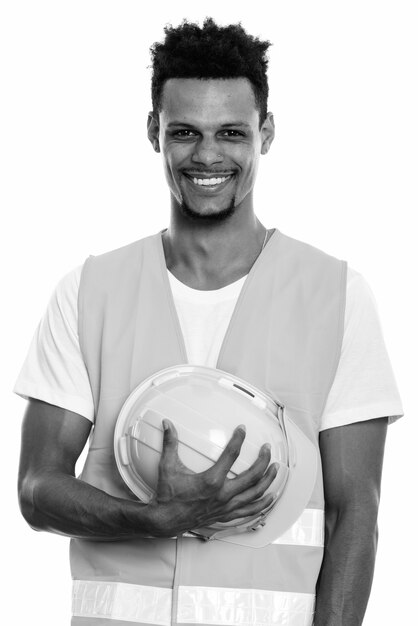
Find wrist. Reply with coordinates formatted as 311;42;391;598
143;499;176;538
112;497;161;539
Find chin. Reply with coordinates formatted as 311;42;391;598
179;197;236;223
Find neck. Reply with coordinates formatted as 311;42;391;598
162;204;270;290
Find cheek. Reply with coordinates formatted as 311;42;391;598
162;143;191;169
239;153;260;182
232;142;259;168
162;153;181;184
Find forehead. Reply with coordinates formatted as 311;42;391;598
159;78;259;126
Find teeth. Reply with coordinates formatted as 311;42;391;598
191;176;230;186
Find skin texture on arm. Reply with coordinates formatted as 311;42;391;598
17;398;153;540
18;398;277;540
314;417;388;625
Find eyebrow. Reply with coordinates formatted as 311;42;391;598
166;121;252;128
221;122;252;128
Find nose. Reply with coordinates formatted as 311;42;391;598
191;136;223;167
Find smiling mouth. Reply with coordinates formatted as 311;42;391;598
183;173;234;188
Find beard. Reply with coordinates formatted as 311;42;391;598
179;195;236;223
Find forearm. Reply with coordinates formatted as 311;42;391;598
314;508;378;625
20;470;158;541
18;415;277;544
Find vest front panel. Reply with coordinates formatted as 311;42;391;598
73;229;347;626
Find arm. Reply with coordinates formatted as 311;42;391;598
18;398;278;541
314;417;388;625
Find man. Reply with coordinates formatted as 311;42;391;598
15;18;403;626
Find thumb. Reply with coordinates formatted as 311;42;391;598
161;419;178;459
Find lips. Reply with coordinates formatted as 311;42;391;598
183;172;235;191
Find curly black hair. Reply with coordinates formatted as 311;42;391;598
150;18;271;126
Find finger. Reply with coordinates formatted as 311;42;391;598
225;462;278;504
217;491;276;524
224;444;273;497
206;425;246;480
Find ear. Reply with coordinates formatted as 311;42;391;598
147;112;160;153
260;112;275;155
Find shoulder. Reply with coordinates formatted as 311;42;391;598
346;266;373;293
80;234;158;291
274;231;347;286
272;232;347;303
276;231;345;265
85;234;157;267
46;264;83;323
345;267;381;327
55;264;83;299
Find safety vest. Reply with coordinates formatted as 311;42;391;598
72;228;347;626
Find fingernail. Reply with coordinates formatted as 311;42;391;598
237;424;246;433
259;443;270;456
162;419;169;431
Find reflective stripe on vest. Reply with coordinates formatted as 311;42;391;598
75;229;346;626
72;580;315;625
72;580;171;625
272;508;324;547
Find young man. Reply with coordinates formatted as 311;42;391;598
15;18;403;626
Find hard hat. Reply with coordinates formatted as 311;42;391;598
114;364;317;548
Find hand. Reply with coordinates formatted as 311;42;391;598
148;419;278;537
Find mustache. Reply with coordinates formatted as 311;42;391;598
182;170;236;175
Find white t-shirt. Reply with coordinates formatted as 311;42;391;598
13;264;403;431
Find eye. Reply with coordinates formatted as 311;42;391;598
172;129;198;138
219;129;245;138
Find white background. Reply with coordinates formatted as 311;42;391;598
1;1;417;623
